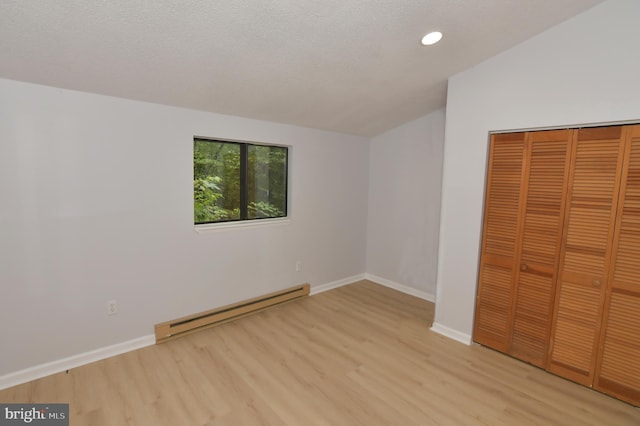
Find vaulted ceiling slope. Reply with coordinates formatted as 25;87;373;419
0;1;603;136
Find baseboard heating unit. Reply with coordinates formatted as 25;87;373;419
154;283;310;343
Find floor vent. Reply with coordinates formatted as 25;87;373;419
154;283;310;343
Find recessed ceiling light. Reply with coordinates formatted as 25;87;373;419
421;31;443;46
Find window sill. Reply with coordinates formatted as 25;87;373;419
194;217;290;233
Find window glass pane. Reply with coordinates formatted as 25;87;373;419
247;145;288;219
194;140;241;223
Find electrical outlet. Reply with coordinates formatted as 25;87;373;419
107;300;118;316
296;261;302;272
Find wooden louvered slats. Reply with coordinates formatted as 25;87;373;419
475;124;640;406
475;264;513;344
596;291;640;402
548;129;625;386
509;273;553;363
509;131;571;367
594;125;640;405
549;283;601;375
483;142;525;259
474;134;525;351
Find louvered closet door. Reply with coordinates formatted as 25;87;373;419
474;133;526;351
594;125;640;405
508;130;572;367
548;127;626;386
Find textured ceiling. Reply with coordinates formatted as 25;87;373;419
0;1;603;136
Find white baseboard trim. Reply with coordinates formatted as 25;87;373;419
0;276;453;390
1;275;367;390
310;273;366;295
0;334;156;390
430;322;472;346
364;273;435;302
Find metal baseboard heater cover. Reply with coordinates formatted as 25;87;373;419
155;283;310;343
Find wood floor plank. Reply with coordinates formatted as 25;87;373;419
1;280;638;425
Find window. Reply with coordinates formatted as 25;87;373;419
193;138;288;224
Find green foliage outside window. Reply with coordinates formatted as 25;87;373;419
194;139;287;224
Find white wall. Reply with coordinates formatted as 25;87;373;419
366;110;445;298
434;0;640;342
0;78;369;376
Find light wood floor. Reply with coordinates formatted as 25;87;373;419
1;280;638;425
